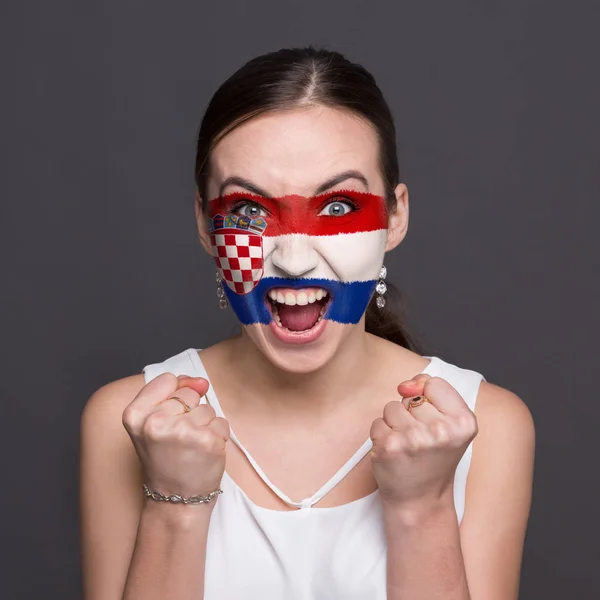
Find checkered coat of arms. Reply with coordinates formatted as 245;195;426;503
209;213;268;294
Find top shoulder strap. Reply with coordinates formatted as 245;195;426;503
142;348;200;383
431;358;486;413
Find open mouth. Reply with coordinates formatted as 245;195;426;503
266;287;331;333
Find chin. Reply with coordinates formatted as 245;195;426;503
243;320;353;374
226;279;372;373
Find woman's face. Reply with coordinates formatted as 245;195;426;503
197;106;408;373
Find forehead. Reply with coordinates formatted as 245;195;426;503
207;106;383;198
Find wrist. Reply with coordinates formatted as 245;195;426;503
141;493;217;532
380;489;456;528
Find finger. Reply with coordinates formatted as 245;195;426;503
152;375;210;414
208;416;230;442
153;386;201;415
124;373;180;431
397;373;432;397
186;402;219;427
419;377;471;417
382;400;413;430
176;375;210;397
369;416;392;442
401;397;441;423
129;373;205;409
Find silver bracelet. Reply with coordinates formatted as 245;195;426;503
142;483;223;505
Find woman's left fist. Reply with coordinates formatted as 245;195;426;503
369;374;478;509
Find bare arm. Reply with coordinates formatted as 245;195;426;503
80;375;219;600
459;382;535;599
384;494;470;599
383;381;535;600
122;500;213;600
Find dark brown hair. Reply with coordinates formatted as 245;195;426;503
194;46;424;353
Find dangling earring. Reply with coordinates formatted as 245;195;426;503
216;272;228;309
375;265;387;309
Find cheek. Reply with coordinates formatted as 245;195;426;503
313;230;387;282
210;230;265;295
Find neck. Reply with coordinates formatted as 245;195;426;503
226;322;381;417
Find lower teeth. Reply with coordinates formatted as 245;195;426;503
271;301;327;331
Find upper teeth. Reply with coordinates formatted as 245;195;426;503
268;288;329;306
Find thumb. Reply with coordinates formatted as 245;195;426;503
397;373;431;395
176;375;210;396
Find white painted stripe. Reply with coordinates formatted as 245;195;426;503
261;229;387;282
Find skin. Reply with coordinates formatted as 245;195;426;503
196;105;408;375
80;105;535;600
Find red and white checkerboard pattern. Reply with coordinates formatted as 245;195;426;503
211;231;264;294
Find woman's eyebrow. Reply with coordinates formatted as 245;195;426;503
218;177;271;198
218;170;370;198
313;170;370;195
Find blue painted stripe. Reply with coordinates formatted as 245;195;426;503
224;277;377;326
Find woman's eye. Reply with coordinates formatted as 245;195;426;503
318;201;354;217
233;203;266;218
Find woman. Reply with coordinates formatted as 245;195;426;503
80;47;535;600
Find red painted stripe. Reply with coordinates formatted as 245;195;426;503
209;190;388;236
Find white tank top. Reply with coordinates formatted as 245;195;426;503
143;348;486;600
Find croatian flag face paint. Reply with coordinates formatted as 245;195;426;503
208;190;388;334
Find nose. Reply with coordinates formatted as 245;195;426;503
270;235;319;277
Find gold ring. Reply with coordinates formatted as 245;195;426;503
407;396;431;413
168;396;192;413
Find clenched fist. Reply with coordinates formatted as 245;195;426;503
122;372;230;500
370;374;479;510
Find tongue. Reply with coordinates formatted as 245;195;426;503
277;302;322;331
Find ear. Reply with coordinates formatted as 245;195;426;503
385;183;409;252
194;189;214;256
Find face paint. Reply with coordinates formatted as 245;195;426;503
210;214;266;294
208;189;388;330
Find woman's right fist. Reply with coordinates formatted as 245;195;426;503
122;372;229;500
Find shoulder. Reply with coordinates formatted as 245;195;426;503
431;355;534;439
80;343;208;437
142;347;202;382
473;380;535;447
80;372;153;477
463;378;535;531
80;374;150;482
81;373;148;428
369;334;433;381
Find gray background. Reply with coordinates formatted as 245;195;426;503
2;0;598;597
